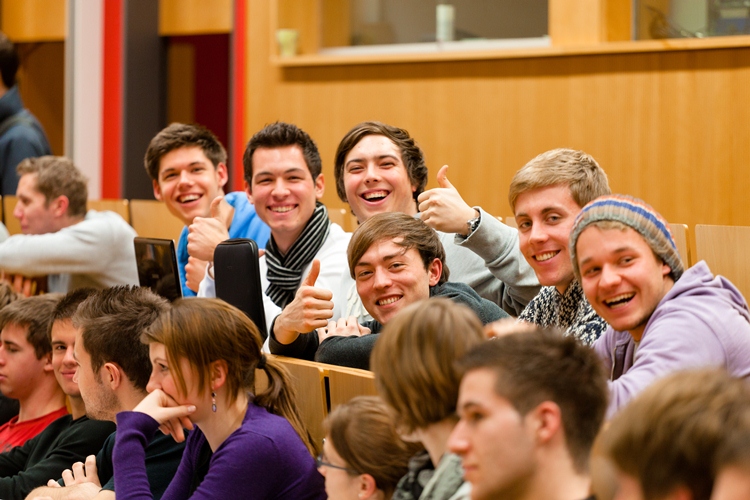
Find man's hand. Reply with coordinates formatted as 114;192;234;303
185;257;208;293
418;165;478;235
133;389;195;443
1;271;44;296
187;196;235;262
273;260;334;344
317;317;371;344
61;455;102;488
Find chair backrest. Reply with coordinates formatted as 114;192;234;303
326;364;377;411
2;195;20;235
668;223;691;268
695;224;750;300
257;355;328;445
129;199;184;242
88;199;131;224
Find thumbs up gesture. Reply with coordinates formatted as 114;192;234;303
273;259;335;345
418;165;479;235
187;195;235;262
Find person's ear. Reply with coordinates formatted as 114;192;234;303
210;359;228;391
244;180;254;203
153;179;163;201
42;352;54;373
101;362;123;391
359;473;379;499
50;196;69;218
662;262;671;278
314;174;325;200
528;401;562;445
216;162;229;190
427;258;442;287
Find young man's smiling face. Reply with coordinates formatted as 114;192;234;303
353;238;441;325
576;225;673;341
246;145;324;254
153;146;228;226
343;134;418;223
50;319;80;398
515;184;582;294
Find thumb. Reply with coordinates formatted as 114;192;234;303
210;195;225;219
437;165;453;189
302;259;321;287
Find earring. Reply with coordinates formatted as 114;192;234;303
212;390;217;412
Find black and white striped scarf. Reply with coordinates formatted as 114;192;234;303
264;202;331;308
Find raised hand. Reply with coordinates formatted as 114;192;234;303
273;259;335;344
418;165;478;235
187;196;235;262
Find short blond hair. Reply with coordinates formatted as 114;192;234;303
508;148;610;212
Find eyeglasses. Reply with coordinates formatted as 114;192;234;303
316;439;359;474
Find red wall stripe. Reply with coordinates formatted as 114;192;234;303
101;0;123;198
231;0;247;192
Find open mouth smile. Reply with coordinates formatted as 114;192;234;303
361;190;390;202
177;194;202;204
533;250;560;262
377;295;402;306
603;293;635;309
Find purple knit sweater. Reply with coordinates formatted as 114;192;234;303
113;403;325;499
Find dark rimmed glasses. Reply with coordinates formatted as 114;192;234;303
316;439;359;474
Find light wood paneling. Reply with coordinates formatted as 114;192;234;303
695;225;750;300
2;196;20;235
668;223;691;268
275;0;319;55
1;0;66;42
327;365;377;411
129;199;184;242
88;199;131;224
166;43;196;124
245;0;750;236
549;0;630;46
159;0;232;36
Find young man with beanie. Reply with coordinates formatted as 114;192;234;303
571;194;750;417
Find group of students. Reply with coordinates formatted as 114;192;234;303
0;116;749;499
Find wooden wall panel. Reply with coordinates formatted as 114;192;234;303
246;0;750;235
1;0;66;42
159;0;232;35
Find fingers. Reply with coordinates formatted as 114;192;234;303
47;479;62;487
302;259;321;287
436;164;452;189
210;195;225;218
61;467;75;486
85;454;101;486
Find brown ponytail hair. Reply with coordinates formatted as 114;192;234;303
142;298;317;455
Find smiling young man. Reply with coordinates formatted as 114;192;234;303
200;122;352;345
0;288;115;499
334;121;539;317
0;156;138;292
144;123;270;296
0;294;67;451
570;194;750;416
301;212;506;370
448;328;608;500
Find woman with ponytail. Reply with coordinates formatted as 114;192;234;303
112;298;326;499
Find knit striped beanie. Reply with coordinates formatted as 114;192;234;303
569;194;684;282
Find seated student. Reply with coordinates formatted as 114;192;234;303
113;298;325;499
143;123;271;296
318;395;419;500
0;289;115;499
370;299;486;500
597;369;750;500
334;121;539;316
448;328;608;500
272;212;506;368
26;286;188;500
0;294;67;451
0;282;19;427
570;194;750;416
0;156;138;292
199;122;352;341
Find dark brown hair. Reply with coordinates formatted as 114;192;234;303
347;212;449;285
17;156;88;217
325;396;420;498
459;328;608;473
371;298;484;432
243;122;322;183
49;288;98;340
334;121;428;206
73;286;168;392
142;298;318;456
0;32;19;88
144;123;227;181
0;294;62;359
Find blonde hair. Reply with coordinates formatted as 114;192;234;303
508;148;610;212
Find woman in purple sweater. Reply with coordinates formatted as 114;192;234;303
112;298;326;499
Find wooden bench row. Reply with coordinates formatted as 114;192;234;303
255;355;377;446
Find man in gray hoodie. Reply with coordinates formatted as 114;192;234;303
571;194;750;417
